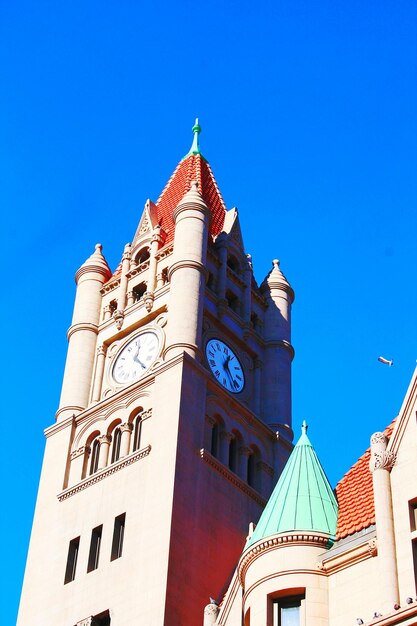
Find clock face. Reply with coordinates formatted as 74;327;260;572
112;331;160;384
205;338;245;393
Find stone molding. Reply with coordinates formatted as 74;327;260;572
100;278;120;295
238;531;331;584
57;445;151;501
167;258;208;281
70;446;90;460
317;537;377;574
155;244;174;261
75;264;111;283
67;322;98;340
200;448;266;508
365;602;417;626
263;338;295;359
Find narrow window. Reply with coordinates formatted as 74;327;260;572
273;597;302;626
87;525;103;573
111;513;126;561
64;537;80;584
111;428;122;463
109;299;117;315
89;439;100;475
210;423;219;457
229;437;237;473
133;416;142;451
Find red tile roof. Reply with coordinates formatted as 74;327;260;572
155;153;226;244
335;420;396;540
105;153;227;284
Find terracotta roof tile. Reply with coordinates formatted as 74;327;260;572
155;153;226;244
335;419;396;540
105;153;227;284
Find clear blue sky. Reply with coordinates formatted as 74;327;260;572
1;1;416;622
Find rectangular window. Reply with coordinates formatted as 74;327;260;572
87;525;103;572
111;513;126;561
64;536;80;584
273;597;302;626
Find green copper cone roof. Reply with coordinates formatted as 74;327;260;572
248;422;338;546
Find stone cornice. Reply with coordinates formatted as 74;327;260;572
238;531;331;585
67;322;98;340
57;445;151;501
45;414;75;438
317;537;377;574
200;448;266;508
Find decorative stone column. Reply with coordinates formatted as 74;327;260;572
239;446;252;481
113;243;131;329
147;225;162;293
203;601;220;626
91;344;107;403
57;244;111;422
370;432;399;612
164;181;209;360
219;431;233;467
242;254;252;323
119;422;133;457
97;434;111;470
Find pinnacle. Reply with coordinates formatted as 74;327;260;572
184;118;204;159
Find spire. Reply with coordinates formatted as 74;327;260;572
248;423;338;546
184;118;202;159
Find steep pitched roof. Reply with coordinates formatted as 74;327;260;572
335;420;395;540
155;121;227;244
248;422;338;546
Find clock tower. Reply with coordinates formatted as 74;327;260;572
18;121;295;626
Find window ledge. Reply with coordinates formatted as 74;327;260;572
58;445;151;501
200;448;266;507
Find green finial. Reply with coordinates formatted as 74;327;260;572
183;118;205;160
302;420;308;435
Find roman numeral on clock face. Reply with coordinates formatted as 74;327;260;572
205;339;245;394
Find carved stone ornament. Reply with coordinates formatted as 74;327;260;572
120;422;133;434
70;446;89;460
204;603;220;616
139;215;150;235
370;450;397;471
368;538;377;557
143;291;154;312
113;309;124;330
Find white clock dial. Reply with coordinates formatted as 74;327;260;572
205;338;245;393
112;331;160;384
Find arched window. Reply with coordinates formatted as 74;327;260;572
109;299;117;314
227;254;241;274
111;428;122;463
226;290;240;315
136;247;150;264
132;282;146;303
133;414;142;451
89;439;100;475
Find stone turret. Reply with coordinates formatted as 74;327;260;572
260;259;294;439
56;243;111;421
164;180;210;360
238;423;337;625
